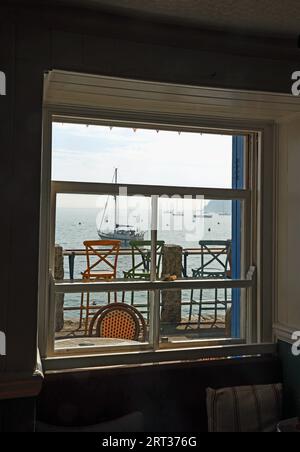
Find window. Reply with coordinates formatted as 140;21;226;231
52;123;234;188
40;72;274;369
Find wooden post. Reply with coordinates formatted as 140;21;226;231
161;245;182;323
54;245;64;332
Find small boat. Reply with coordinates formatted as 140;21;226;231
98;169;145;245
193;211;213;219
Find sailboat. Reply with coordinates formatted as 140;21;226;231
97;169;145;245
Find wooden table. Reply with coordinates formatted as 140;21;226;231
55;337;140;349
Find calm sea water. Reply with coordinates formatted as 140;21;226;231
56;208;232;319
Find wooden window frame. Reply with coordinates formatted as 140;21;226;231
39;74;276;370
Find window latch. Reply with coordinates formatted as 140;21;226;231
246;266;256;281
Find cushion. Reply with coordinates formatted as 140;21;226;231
207;383;282;432
36;411;144;433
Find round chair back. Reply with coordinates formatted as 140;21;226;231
88;303;146;342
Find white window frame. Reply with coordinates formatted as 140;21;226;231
39;74;277;371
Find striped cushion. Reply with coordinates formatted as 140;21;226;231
207;383;282;432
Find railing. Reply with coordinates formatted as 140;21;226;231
63;247;229;279
58;246;234;331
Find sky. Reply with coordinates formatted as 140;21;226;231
52;123;233;208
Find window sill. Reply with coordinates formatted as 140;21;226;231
42;342;277;373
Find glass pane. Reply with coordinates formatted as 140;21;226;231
55;193;152;280
52;122;236;188
157;197;243;279
156;196;244;343
54;290;151;351
159;288;246;344
54;193;153;352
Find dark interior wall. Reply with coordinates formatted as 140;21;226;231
278;341;300;418
0;21;13;374
0;4;300;375
37;356;282;432
0;397;36;432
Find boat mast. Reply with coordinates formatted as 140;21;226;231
114;168;118;229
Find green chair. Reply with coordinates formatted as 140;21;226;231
189;240;232;329
122;241;165;310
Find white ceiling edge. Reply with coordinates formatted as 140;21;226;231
44;70;300;123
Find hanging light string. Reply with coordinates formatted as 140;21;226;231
105;125;191;135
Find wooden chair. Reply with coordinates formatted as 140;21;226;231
88;303;147;342
80;240;121;334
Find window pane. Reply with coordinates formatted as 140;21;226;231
52;122;235;188
54;290;151;351
159;288;246;344
156;196;245;343
157;197;243;279
54;193;153;352
55;193;151;280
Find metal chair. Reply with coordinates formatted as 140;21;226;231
122;240;165;321
80;240;121;334
88;303;147;342
189;240;232;328
122;240;164;302
124;240;165;280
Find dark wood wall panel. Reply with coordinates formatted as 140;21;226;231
33;4;300;62
4;24;50;372
0;21;15;373
52;30;84;70
81;34;298;92
0;397;36;432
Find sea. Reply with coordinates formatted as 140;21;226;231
56;207;232;320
